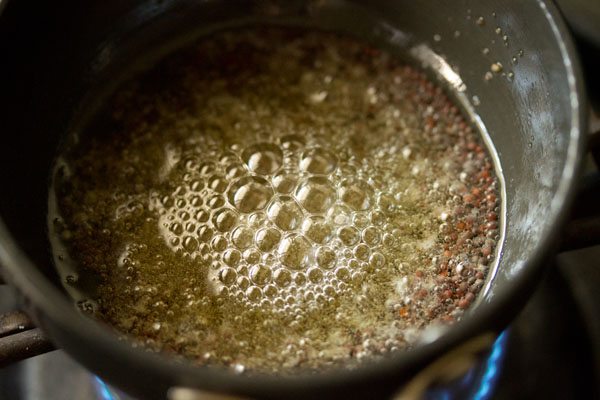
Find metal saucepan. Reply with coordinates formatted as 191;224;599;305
0;0;586;399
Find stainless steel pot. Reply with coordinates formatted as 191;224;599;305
0;1;586;399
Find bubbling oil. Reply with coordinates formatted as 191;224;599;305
50;28;501;373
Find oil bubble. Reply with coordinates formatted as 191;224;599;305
242;143;283;175
267;196;303;231
228;176;273;213
295;177;336;214
339;178;374;211
278;234;311;270
299;147;338;175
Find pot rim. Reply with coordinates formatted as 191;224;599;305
0;0;588;397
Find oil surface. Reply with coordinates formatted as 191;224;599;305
50;28;501;373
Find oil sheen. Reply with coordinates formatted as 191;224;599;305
49;28;501;373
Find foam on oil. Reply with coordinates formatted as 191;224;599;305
49;27;502;373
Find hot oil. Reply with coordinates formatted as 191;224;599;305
49;27;502;373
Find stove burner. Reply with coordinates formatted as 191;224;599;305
91;331;509;399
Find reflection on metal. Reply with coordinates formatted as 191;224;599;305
168;387;252;400
375;20;411;48
94;376;116;400
410;45;466;93
392;333;496;400
537;0;583;228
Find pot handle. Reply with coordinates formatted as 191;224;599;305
561;117;600;250
557;245;600;383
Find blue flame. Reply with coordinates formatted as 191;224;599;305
472;330;509;400
425;329;509;400
94;376;117;400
